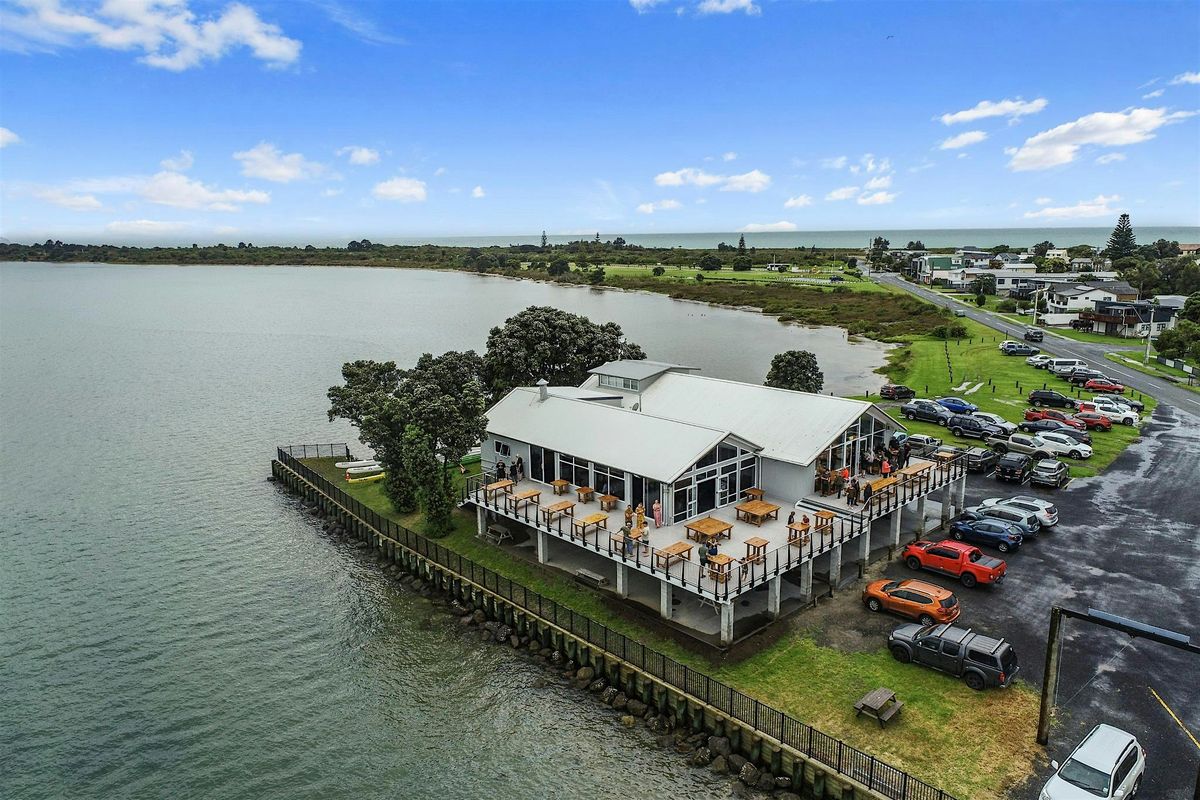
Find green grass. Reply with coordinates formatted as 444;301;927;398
879;320;1157;478
598;263;890;293
299;452;1041;799
1103;352;1200;394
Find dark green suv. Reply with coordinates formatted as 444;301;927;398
888;623;1020;690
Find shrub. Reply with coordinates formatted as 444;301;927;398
652;266;665;277
695;272;705;282
732;255;752;271
997;299;1018;313
931;322;968;339
975;293;986;307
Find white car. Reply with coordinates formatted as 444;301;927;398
1038;431;1093;460
1040;724;1145;799
974;412;1017;435
998;340;1020;351
1027;354;1053;368
981;495;1058;527
1084;399;1140;426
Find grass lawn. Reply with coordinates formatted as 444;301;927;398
1041;326;1143;346
599;263;889;293
1104;352;1200;394
875;320;1156;478
299;453;1041;799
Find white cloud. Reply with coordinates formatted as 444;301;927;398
159;150;193;170
1096;153;1126;164
213;225;238;235
336;146;380;165
636;199;682;214
33;188;103;210
654;167;724;187
1024;194;1121;219
907;159;935;174
1035;197;1053;205
849;154;890;175
720;169;771;192
826;185;859;201
1170;71;1200;85
738;221;796;232
698;0;760;15
234;142;324;182
857;190;897;205
940;97;1048;125
1008;107;1197;171
628;0;667;12
783;194;813;208
864;174;892;190
938;130;988;150
471;185;486;198
141;171;270;211
722;151;737;161
2;0;301;71
1142;89;1164;99
372;176;427;202
433;166;447;176
820;156;848;169
105;219;190;235
0;127;19;148
322;188;343;197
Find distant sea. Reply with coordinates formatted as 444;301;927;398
379;227;1200;250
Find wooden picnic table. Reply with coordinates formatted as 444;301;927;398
572;512;608;538
684;516;734;543
934;450;956;462
541;499;575;525
484;479;514;500
706;552;734;583
551;479;570;495
870;476;900;495
742;487;765;501
599;494;619;511
611;525;648;554
655;540;693;569
576;486;595;503
854;687;904;728
744;536;769;564
735;500;781;527
813;510;836;537
787;522;811;547
506;488;540;512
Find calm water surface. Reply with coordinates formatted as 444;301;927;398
0;263;888;800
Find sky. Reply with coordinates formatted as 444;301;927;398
0;0;1198;245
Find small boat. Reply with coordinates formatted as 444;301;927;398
346;464;384;475
335;459;379;469
346;472;385;484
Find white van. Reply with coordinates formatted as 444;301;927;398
1047;358;1087;376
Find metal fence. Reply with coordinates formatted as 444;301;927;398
275;444;960;800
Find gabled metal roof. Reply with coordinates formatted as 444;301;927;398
587;359;696;381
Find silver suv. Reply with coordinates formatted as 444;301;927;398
1040;724;1145;799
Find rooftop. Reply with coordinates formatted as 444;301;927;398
587;359;696;381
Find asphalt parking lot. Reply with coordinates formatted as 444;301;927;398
876;404;1200;798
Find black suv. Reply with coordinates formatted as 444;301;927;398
901;399;952;425
880;384;916;400
889;623;1020;690
1028;389;1077;409
1023;327;1044;342
947;413;1004;440
966;446;999;473
1066;368;1106;386
995;453;1033;482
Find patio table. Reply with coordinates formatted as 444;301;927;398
506;488;540;512
551;479;570;495
541;499;575;525
576;486;595;503
706;552;733;583
655;541;693;569
744;536;769;564
484;479;514;500
735;500;780;527
684;516;733;543
572;512;608;538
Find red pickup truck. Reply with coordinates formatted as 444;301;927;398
901;540;1007;587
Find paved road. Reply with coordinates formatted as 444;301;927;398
875;272;1200;415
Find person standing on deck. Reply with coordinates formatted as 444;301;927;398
652;498;663;528
514;455;524;482
635;503;646;530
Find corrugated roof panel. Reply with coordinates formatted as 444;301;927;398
587;359;696;381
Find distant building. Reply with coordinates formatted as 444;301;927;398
1045;248;1070;261
1043;281;1138;326
993;252;1024;263
1070;257;1094;270
910;254;955;283
1080;300;1179;338
1179;243;1200;256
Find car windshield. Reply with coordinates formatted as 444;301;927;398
1056;758;1110;796
940;597;957;609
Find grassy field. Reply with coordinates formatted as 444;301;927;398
876;320;1157;478
601;263;887;292
300;454;1041;799
1104;352;1200;394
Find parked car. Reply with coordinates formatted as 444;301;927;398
1027;354;1053;368
901;398;953;425
1030;459;1070;488
981;495;1058;527
1073;411;1113;431
966;446;1000;473
1028;389;1077;409
1040;724;1145;800
904;433;944;456
998;340;1020;351
1085;378;1126;393
1047;358;1088;376
973;412;1017;435
1095;393;1143;412
862;579;961;625
1024;408;1087;429
936;396;979;414
1019;418;1093;444
953;308;966;317
1038;431;1093;459
901;540;1006;587
888;623;1020;690
995;453;1034;483
1067;368;1108;386
1004;343;1041;356
987;432;1053;460
947;413;1004;440
880;383;916;400
1023;327;1044;342
1080;400;1139;426
961;506;1040;537
948;517;1024;552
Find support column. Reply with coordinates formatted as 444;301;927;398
890;509;903;547
829;543;843;590
941;482;953;527
536;530;548;564
659;580;673;620
616;563;629;599
955;476;967;510
916;496;927;537
767;576;781;619
476;505;485;537
799;560;813;603
720;602;734;646
857;525;871;575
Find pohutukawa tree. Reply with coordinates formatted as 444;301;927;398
764;350;824;394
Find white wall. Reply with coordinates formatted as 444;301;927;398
759;459;813;504
482;434;531;474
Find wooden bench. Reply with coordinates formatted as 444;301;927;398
480;523;512;545
575;568;609;588
854;687;904;728
541;499;575;525
655;541;693;569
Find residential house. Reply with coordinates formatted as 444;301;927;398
910;254;955;283
1043;281;1138;326
1080;300;1179;338
1179;244;1200;256
1045;248;1070;261
1070;257;1094;271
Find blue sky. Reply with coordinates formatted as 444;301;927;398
1;0;1198;244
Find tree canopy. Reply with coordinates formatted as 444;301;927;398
764;350;824;394
697;253;723;271
1105;213;1137;260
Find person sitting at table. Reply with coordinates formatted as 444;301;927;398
881;458;892;477
496;460;508;480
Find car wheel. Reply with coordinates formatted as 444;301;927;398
1123;418;1134;426
960;573;977;588
1069;450;1082;460
998;542;1011;553
1034;451;1050;460
937;418;948;426
905;556;922;570
867;598;882;612
994;444;1008;454
1032;399;1042;407
890;645;911;663
918;613;936;626
964;671;986;691
951;428;963;437
1131;776;1141;796
904;412;915;420
952;530;964;540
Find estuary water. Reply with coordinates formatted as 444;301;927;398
0;263;888;800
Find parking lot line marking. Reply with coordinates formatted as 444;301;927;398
1150;686;1200;753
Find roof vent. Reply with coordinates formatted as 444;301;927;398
537;379;549;401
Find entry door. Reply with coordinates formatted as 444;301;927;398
672;482;694;523
718;476;736;506
696;478;716;514
540;449;558;484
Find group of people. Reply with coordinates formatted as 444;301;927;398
494;456;525;483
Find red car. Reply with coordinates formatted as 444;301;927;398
1073;412;1113;431
1084;378;1125;393
901;540;1007;587
1023;407;1087;430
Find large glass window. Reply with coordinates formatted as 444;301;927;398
598;374;639;391
530;446;543;481
592;462;626;501
558;454;589;488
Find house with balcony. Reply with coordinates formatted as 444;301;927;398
911;255;955;284
1080;300;1180;338
1043;281;1137;326
463;360;967;647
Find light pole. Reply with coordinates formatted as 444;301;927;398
1142;300;1159;365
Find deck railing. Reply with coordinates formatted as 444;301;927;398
275;444;960;800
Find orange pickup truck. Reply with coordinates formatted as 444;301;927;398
901;540;1006;588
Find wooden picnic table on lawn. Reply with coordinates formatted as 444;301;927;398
599;494;619;511
655;540;693;569
744;536;769;564
551;479;570;495
572;512;608;538
854;687;904;728
484;479;514;500
684;516;734;543
706;552;733;583
787;522;811;547
735;500;781;526
576;486;595;503
541;499;575;525
742;487;765;501
813;510;836;536
506;488;540;511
